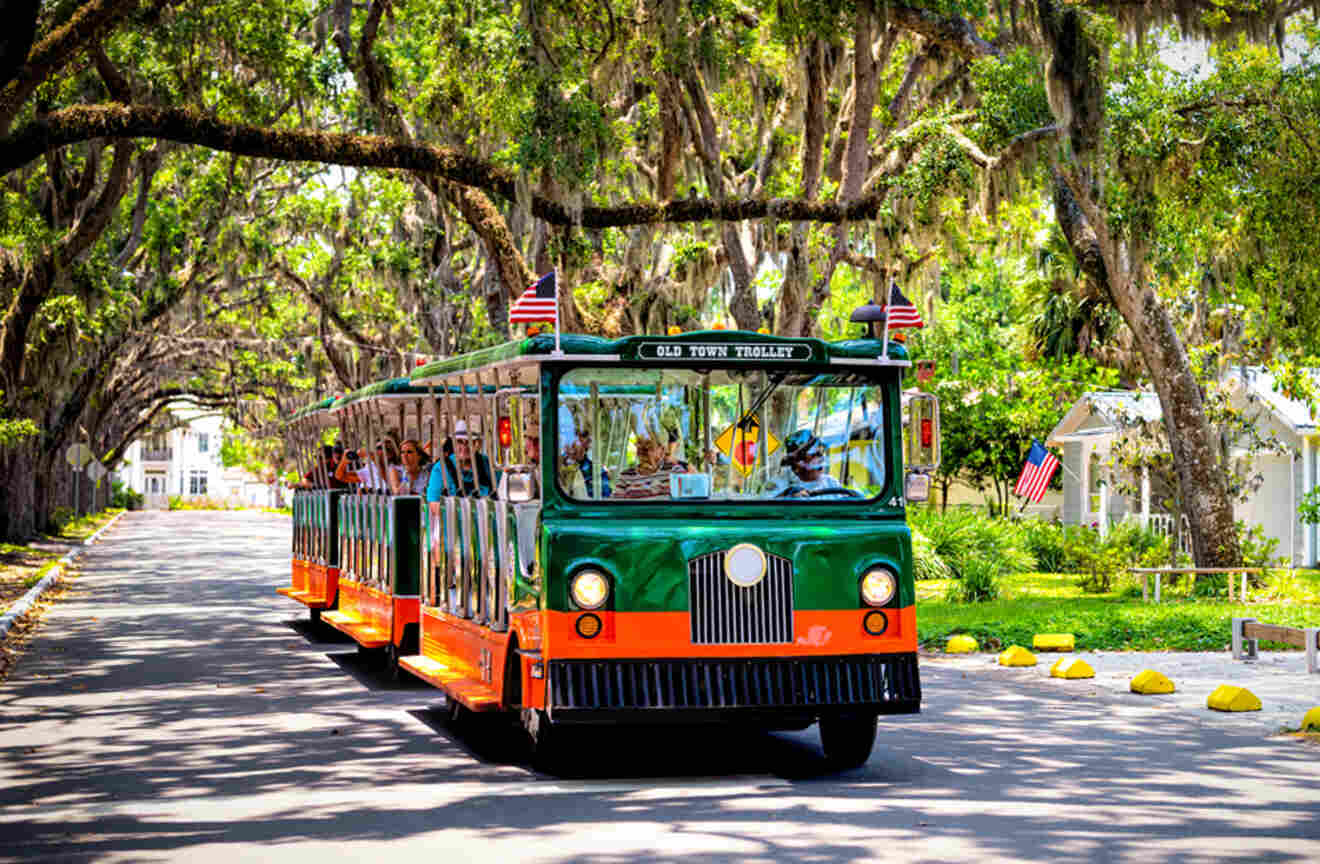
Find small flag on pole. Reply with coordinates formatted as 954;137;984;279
1014;439;1060;503
883;283;924;329
510;271;557;324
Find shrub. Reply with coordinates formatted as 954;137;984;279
48;505;75;534
110;481;144;510
945;556;1001;603
911;528;954;581
1018;519;1067;572
1065;521;1172;593
909;508;1032;579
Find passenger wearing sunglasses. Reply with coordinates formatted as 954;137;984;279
389;438;431;495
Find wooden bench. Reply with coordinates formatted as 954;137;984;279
1128;567;1264;603
1232;617;1320;674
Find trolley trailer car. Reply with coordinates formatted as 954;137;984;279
282;397;341;623
395;329;939;766
318;378;431;675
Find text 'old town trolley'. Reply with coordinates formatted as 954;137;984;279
284;320;940;767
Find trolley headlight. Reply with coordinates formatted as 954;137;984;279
860;568;897;606
724;543;767;588
570;569;610;610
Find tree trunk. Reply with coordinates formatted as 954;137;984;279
1052;169;1240;567
0;443;37;539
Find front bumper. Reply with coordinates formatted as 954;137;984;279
546;652;920;725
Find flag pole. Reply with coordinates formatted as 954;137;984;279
880;283;891;355
552;271;564;357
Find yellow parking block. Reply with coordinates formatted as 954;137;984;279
946;635;978;653
1049;658;1095;679
1130;669;1175;694
1032;633;1076;652
1207;685;1261;712
1302;707;1320;732
998;645;1037;666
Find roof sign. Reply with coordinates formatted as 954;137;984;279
634;341;814;362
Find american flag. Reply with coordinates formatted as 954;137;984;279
509;271;557;324
1014;439;1060;503
884;283;924;329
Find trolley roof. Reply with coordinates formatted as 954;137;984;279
410;331;909;389
330;377;433;412
288;396;337;428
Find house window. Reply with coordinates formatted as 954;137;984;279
147;474;163;494
189;470;209;496
1088;450;1104;515
198;433;209;453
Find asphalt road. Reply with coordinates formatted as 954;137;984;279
1;510;1317;862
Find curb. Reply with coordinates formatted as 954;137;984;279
0;510;125;641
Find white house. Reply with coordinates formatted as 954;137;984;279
1048;369;1317;566
121;406;284;509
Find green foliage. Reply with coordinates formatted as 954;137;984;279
1013;519;1066;575
908;507;1032;582
110;481;145;511
48;506;75;535
968;47;1053;151
944;556;1001;603
911;526;955;581
918;570;1320;651
1300;487;1320;527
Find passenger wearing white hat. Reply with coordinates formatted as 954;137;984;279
426;418;494;500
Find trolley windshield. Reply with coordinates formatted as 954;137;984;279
555;366;888;503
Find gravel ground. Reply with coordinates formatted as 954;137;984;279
922;648;1320;737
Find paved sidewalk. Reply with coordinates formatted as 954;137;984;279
923;648;1320;737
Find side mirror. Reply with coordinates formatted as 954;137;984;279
904;471;931;503
905;392;940;472
500;469;536;503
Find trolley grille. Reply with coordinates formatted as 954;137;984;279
689;549;794;644
547;654;920;712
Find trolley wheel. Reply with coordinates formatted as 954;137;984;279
819;712;877;770
527;710;571;774
382;642;400;682
309;608;321;626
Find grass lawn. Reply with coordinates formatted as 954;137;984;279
917;569;1320;652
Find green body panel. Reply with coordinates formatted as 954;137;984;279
541;516;913;613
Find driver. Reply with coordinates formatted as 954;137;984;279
780;430;844;497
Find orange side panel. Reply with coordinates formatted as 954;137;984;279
521;652;546;710
391;596;420;646
511;610;543;651
413;608;513;710
542;606;917;660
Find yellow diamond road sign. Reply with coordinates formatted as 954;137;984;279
713;416;780;477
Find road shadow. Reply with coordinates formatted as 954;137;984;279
1;512;1318;863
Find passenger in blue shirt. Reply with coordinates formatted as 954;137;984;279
426;420;494;501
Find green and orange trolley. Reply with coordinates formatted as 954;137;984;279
283;328;939;766
283;397;340;623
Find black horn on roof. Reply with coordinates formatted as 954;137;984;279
849;302;887;339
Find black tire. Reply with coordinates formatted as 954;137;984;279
310;608;321;626
383;642;400;682
819;712;877;769
529;710;570;774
